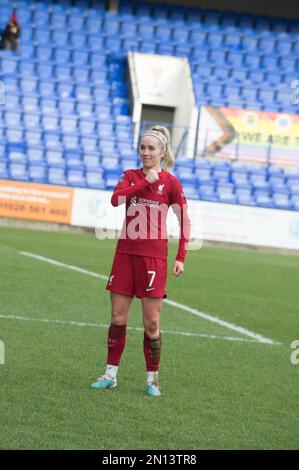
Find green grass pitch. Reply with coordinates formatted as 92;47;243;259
0;225;298;449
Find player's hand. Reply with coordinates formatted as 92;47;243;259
145;169;159;184
173;260;184;277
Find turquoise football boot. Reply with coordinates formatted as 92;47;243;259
91;374;117;389
146;383;161;397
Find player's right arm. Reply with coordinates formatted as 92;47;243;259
111;170;151;207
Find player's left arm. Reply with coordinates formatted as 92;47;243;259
170;179;191;277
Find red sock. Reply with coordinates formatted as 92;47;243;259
107;324;127;366
143;332;161;372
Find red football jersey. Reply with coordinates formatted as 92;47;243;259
111;168;191;262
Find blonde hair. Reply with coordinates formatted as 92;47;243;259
142;125;174;171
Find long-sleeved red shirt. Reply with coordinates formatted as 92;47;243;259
111;168;191;262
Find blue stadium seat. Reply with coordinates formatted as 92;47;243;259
10;162;29;181
69;33;86;49
83;155;102;171
29;164;47;183
194;168;213;184
58;100;76;116
190;30;206;45
8;148;27;163
40;98;57;116
280;57;296;73
36;46;52;63
57;83;74;99
225;33;241;49
241;87;257;102
34;29;51;46
244;53;260;69
173;28;190;44
37;64;54;80
26;131;43;147
81;137;98;153
287;181;299;196
227;51;243;67
51;13;67;30
259;38;276;54
121;21;138;38
291;195;299;211
213;66;229;81
69;15;85;32
48;167;67;185
276;40;293;55
183;186;200;199
199;186;218;202
78;119;95;136
42;116;59;132
255;193;274;208
217;188;237;204
27;147;45;164
258;89;275;104
213;168;231;182
76;103;93;119
264;72;282;87
231;171;251;189
44;133;62;151
39;81;56;98
261;54;278;71
24;113;41;131
55;65;72;82
236;189;255;206
250;174;269;190
194;158;211;170
230;68;247;83
33;10;50;28
67;169;86;187
86;17;103;34
46;150;65;168
86;171;105;189
242;36;258;51
209;50;226;65
138;23;155;39
1;58;18;75
60;117;77;134
0;161;9;179
276;90;291;106
63;135;80;151
20;78;38;95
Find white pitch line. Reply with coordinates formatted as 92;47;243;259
0;314;267;344
19;250;280;345
20;250;108;281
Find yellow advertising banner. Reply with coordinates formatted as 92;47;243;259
198;106;299;164
0;180;74;224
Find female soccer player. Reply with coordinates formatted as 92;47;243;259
91;126;191;396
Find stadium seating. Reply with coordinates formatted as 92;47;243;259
0;0;298;210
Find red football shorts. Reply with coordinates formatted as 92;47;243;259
106;252;167;298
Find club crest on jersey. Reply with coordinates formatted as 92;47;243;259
157;184;164;195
